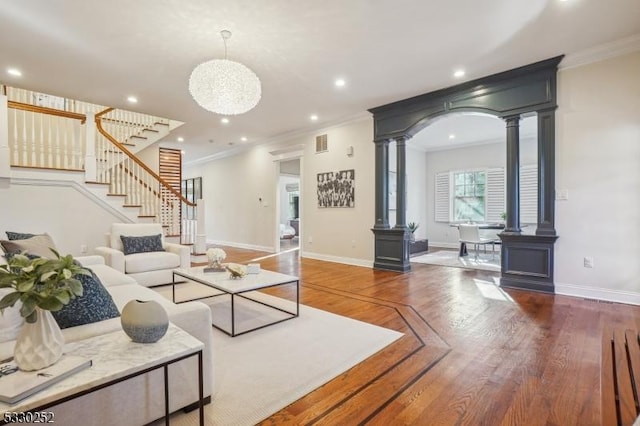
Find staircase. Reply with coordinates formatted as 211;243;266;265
0;85;205;252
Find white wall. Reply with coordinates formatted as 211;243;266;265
185;117;375;265
554;51;640;303
0;178;122;256
185;145;278;252
389;144;428;240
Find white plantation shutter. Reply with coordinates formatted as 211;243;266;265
435;172;450;222
486;167;505;223
520;164;538;224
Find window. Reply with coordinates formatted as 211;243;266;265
434;166;536;224
453;171;486;222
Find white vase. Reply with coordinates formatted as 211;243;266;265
121;300;169;343
14;308;64;371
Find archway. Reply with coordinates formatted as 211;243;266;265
369;56;562;293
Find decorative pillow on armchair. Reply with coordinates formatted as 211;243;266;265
120;234;165;255
52;269;120;329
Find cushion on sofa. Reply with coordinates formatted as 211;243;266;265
5;231;37;240
88;264;137;288
0;234;58;259
120;234;165;255
125;251;181;274
109;223;166;252
52;269;120;329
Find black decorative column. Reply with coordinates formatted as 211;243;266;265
371;136;411;272
504;115;521;234
394;136;408;229
374;139;390;229
536;108;557;236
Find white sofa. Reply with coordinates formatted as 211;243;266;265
95;223;191;287
0;252;215;426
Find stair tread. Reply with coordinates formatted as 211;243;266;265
138;215;156;218
122;204;142;208
107;193;127;197
85;181;109;185
129;135;148;140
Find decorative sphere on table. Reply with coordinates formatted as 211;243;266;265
121;300;169;343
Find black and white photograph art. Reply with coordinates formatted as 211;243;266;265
317;169;355;208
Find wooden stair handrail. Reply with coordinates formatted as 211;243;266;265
8;100;86;122
95;113;195;207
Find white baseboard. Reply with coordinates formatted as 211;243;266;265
207;239;274;253
301;251;373;268
429;242;459;249
555;282;640;306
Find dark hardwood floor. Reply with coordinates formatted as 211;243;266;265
197;247;640;425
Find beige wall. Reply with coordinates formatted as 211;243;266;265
185;117;375;264
0;179;120;256
554;50;640;301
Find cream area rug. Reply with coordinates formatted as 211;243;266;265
411;249;501;272
153;284;403;426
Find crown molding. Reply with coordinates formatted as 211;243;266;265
184;111;372;167
561;33;640;70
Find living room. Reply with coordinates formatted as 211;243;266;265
1;1;639;424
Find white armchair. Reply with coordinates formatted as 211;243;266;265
95;223;190;287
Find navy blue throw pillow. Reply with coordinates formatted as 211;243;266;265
6;231;37;241
120;234;165;255
52;269;120;329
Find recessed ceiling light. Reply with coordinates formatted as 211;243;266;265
240;136;248;142
127;96;138;103
7;68;22;77
335;78;346;87
177;137;184;142
449;134;456;139
453;69;465;78
221;117;230;124
310;114;318;121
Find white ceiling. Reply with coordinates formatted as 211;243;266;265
1;0;639;162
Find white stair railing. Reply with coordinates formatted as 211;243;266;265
2;85;200;244
95;112;196;239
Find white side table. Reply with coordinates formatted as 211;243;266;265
0;324;204;426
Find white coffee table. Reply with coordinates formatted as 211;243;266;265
172;267;299;337
0;324;204;426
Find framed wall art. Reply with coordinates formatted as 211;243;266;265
317;169;355;208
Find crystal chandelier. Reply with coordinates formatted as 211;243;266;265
189;30;261;115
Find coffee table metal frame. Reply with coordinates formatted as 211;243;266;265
172;269;299;337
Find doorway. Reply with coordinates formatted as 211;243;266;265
277;159;301;252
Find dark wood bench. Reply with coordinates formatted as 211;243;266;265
602;327;640;425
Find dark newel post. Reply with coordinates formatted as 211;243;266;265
394;136;408;229
374;139;390;229
504;115;521;233
536;109;557;236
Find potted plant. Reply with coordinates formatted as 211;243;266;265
0;250;89;370
408;222;419;242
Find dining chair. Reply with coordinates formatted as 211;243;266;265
458;224;498;260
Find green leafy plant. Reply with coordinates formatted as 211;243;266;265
408;222;419;233
500;212;507;221
0;250;90;323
